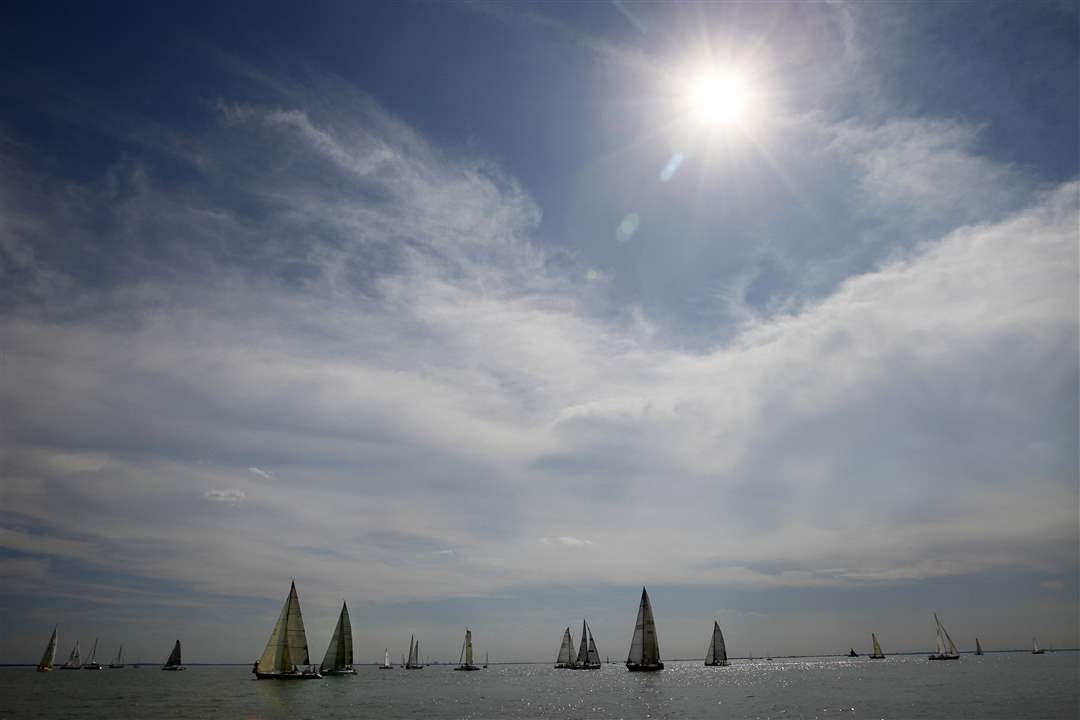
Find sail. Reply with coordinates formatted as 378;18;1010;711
321;602;353;670
587;630;601;666
64;641;81;668
115;646;124;664
86;638;98;664
975;638;983;655
711;622;728;664
1032;637;1040;653
257;581;311;673
576;619;590;666
871;633;883;657
556;627;575;665
383;649;391;667
38;627;58;670
940;622;959;655
165;640;182;667
465;629;473;666
416;642;422;666
407;635;419;667
628;587;661;665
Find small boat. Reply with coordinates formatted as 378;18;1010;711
60;641;80;669
109;645;126;668
253;581;320;679
405;636;423;669
380;649;394;669
320;601;357;675
869;633;885;659
37;627;58;672
572;619;601;670
704;620;729;666
975;638;983;656
483;651;489;669
928;613;960;660
626;586;663;671
848;648;859;658
555;627;576;669
1032;637;1045;655
453;628;481;670
162;640;186;671
82;638;103;669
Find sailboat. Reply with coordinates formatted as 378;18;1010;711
555;627;576;668
453;628;480;670
483;651;489;669
109;645;126;668
975;638;984;656
869;633;885;659
572;619;601;670
37;627;58;672
928;613;960;660
252;581;320;679
82;638;103;669
626;586;663;671
162;640;185;671
405;635;423;669
1031;637;1045;655
704;621;729;666
320;601;356;675
381;649;394;669
60;641;80;669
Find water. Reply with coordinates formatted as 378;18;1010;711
3;654;1077;719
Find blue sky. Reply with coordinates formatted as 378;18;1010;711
1;1;1077;663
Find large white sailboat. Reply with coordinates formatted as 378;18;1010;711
253;581;321;679
869;633;885;659
60;641;80;670
555;627;576;669
82;638;103;669
162;640;185;671
320;601;356;675
37;627;58;672
454;628;480;671
928;613;960;660
572;619;601;670
626;587;663;671
405;635;423;669
381;648;394;669
704;621;729;666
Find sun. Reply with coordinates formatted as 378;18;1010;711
687;71;750;126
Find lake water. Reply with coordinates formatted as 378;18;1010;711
2;653;1077;719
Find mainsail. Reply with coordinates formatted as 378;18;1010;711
257;581;311;674
62;640;80;669
454;628;480;670
165;640;182;667
383;649;392;668
586;629;601;667
555;627;575;668
575;619;590;666
320;601;354;672
929;613;960;660
870;632;885;659
1032;637;1043;654
406;635;422;668
37;627;58;671
627;586;663;670
975;638;983;656
705;621;729;666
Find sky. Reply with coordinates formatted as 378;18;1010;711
1;1;1077;664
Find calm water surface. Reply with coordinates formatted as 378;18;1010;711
3;654;1077;719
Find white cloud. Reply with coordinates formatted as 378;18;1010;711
204;489;246;505
248;467;272;479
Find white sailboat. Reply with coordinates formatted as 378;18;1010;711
975;638;984;656
37;627;58;672
109;645;126;668
555;627;576;669
60;640;80;669
454;628;480;671
869;633;885;659
704;621;729;666
405;635;423;669
82;638;102;669
162;640;185;671
928;613;960;660
252;581;320;679
320;601;356;675
626;586;663;671
1031;637;1045;655
381;648;394;669
572;619;601;670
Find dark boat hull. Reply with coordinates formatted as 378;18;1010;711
322;668;357;675
453;665;481;671
161;666;186;671
927;655;959;661
868;655;885;660
626;662;664;672
254;671;322;679
704;661;729;667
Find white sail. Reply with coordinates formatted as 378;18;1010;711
587;630;601;666
1032;637;1040;653
575;619;590;666
627;587;661;667
383;649;392;668
406;635;420;668
556;627;575;666
871;633;884;658
38;627;58;670
321;601;354;671
257;581;311;673
63;640;80;668
86;638;98;664
465;629;473;666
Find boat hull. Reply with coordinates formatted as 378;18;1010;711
59;666;79;670
453;665;481;671
626;662;664;672
570;664;601;670
868;655;885;660
1032;650;1045;655
927;654;959;661
379;666;394;670
254;671;322;679
322;668;357;675
704;661;729;667
36;667;53;673
81;664;102;670
108;664;125;668
161;666;186;671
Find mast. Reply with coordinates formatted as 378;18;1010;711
38;627;58;671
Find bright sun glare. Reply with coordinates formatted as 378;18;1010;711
688;71;749;126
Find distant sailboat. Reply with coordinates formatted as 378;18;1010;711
572;619;601;670
847;648;859;658
454;628;480;670
252;581;320;679
483;651;489;669
320;601;356;675
381;649;393;669
37;627;58;672
109;645;126;668
869;633;885;659
162;640;185;671
626;586;663;671
555;627;576;669
82;638;103;669
704;621;729;666
60;641;80;669
405;635;423;669
975;638;984;656
1031;637;1045;655
928;613;960;660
